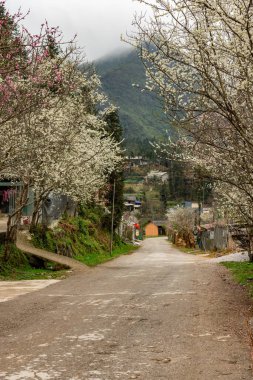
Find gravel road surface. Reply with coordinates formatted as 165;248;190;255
0;237;252;380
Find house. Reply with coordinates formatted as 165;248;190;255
0;181;76;228
0;181;34;223
126;156;149;169
123;195;142;211
183;201;199;209
144;220;167;237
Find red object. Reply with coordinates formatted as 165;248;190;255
134;223;140;229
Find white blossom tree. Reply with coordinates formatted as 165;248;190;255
129;0;253;258
0;62;121;245
0;4;122;256
167;207;196;248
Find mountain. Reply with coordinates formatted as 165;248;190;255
95;49;174;156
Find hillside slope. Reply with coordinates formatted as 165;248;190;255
96;49;173;155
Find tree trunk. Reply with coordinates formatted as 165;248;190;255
4;183;29;261
30;198;42;232
248;230;253;262
248;236;253;263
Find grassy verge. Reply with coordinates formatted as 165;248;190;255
172;243;233;257
172;244;204;255
0;244;68;281
75;243;139;267
32;209;140;268
0;267;67;281
206;249;234;258
222;261;253;296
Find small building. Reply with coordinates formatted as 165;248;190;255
145;222;159;237
0;181;34;220
126;156;149;169
123;195;142;212
183;201;199;209
144;221;167;237
199;223;231;251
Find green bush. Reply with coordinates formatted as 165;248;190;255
31;205;135;266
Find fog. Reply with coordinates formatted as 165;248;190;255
6;0;147;60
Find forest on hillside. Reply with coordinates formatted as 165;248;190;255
96;50;176;156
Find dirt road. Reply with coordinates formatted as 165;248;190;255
0;237;252;379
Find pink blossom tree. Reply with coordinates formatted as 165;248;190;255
0;3;122;258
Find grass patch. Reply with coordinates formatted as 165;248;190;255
124;177;144;184
172;244;204;255
222;261;253;296
0;267;67;281
0;243;67;281
124;184;144;193
75;243;138;267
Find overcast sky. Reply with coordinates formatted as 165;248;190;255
5;0;146;61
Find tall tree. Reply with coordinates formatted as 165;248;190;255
0;3;122;257
103;109;124;231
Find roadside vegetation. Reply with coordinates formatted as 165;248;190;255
31;205;137;267
174;244;235;258
0;244;67;281
222;262;253;297
173;245;204;255
76;244;138;267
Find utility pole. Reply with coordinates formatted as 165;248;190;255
110;179;116;256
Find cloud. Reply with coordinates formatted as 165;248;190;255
5;0;146;61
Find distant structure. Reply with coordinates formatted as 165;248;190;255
123;195;142;212
126;156;149;169
145;170;169;183
183;201;199;209
144;221;167;237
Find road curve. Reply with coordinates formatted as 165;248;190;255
0;237;252;380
